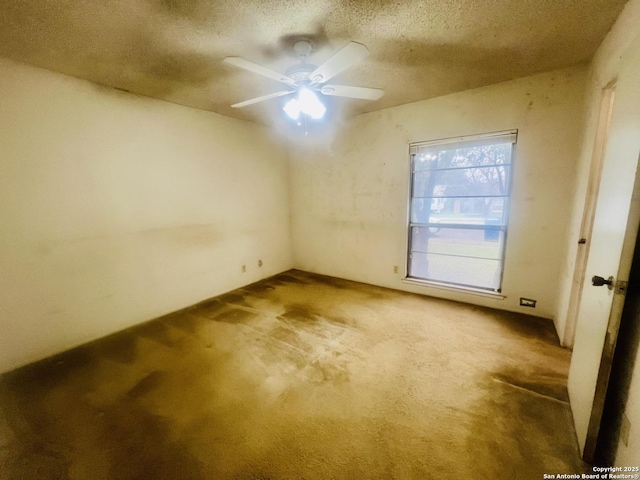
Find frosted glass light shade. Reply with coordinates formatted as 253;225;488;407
283;98;300;120
283;88;326;121
298;88;326;119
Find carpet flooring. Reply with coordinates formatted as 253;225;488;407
0;270;586;479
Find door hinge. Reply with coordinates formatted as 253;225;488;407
615;280;628;295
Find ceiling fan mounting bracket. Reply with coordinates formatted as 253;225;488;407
293;40;313;60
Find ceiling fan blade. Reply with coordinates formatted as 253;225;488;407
231;90;294;108
320;84;384;101
224;57;297;87
309;42;370;85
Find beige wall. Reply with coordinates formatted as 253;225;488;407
289;66;586;321
0;58;292;374
564;0;640;464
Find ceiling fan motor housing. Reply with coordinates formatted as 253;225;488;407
285;62;318;83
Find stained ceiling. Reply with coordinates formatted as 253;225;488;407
0;0;629;125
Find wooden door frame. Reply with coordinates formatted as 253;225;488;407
563;85;617;348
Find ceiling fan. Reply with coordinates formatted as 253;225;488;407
223;40;384;120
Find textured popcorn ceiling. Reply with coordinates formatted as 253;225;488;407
0;0;628;124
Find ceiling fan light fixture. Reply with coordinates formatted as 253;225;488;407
283;97;301;120
298;88;326;120
225;40;383;123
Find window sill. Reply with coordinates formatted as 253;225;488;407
401;277;506;300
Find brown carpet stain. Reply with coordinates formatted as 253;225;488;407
211;307;259;325
0;269;586;479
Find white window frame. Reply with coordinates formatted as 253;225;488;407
405;130;517;294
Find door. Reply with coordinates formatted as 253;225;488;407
568;40;640;462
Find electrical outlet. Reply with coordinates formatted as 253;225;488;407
258;259;263;267
393;265;399;274
621;413;631;446
520;298;537;308
242;265;246;273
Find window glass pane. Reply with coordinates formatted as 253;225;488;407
408;132;515;292
413;166;510;198
413;153;439;171
411;197;508;226
408;252;502;291
412;171;431;197
410;198;441;223
410;227;504;260
414;142;512;170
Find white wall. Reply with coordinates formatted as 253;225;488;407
562;0;640;465
0;58;292;374
289;66;587;321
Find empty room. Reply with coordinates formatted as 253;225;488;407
1;0;640;478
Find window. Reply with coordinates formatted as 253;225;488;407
407;130;516;292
